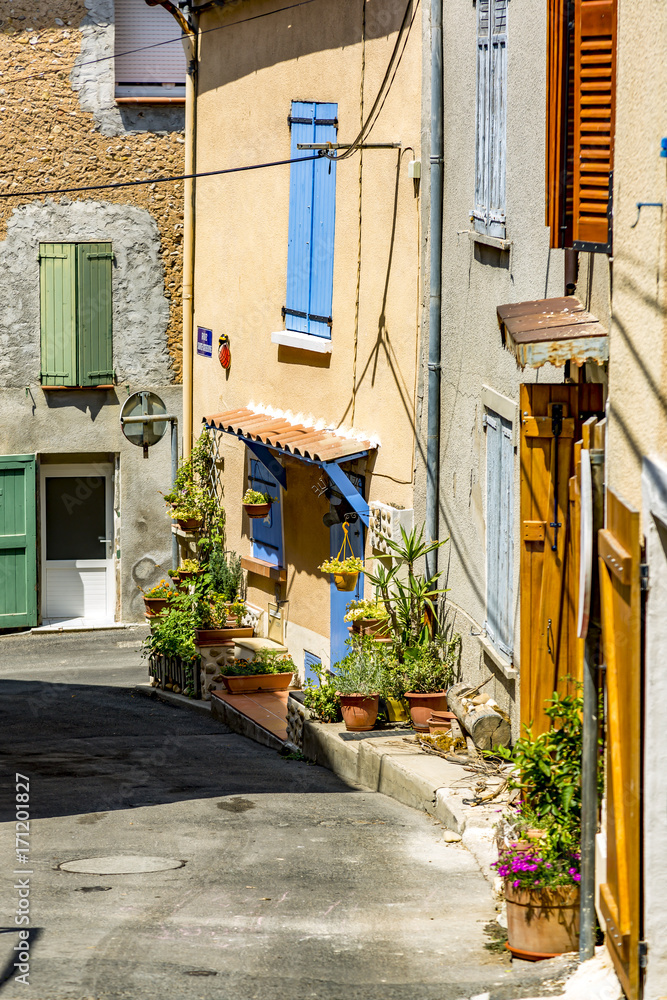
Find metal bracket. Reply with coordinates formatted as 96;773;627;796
640;563;649;592
321;462;369;526
243;441;287;490
639;940;649;969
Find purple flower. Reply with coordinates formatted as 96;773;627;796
512;880;520;888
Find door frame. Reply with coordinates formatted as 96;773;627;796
39;462;115;622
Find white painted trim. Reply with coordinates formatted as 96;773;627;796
477;633;518;679
469;230;512;252
482;384;519;445
271;330;332;354
40;463;115;623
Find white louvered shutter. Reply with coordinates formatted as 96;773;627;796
114;0;186;91
473;0;507;237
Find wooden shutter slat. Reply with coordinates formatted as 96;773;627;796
77;243;113;387
39;243;76;386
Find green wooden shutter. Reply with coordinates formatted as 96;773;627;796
77;243;114;386
0;454;37;628
39;243;77;386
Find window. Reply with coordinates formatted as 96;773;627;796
485;407;514;657
284;101;338;340
39;243;114;387
546;0;617;253
473;0;508;238
248;460;284;568
114;0;186;100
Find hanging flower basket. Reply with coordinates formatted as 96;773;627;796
319;524;364;592
242;488;275;519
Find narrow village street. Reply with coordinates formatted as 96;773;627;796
0;630;573;1000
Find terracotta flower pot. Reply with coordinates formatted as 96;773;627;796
144;596;170;615
351;617;390;636
221;671;293;694
333;571;359;592
179;569;203;580
505;883;580;959
176;517;202;531
338;693;379;731
243;502;271;519
427;710;456;734
194;626;253;645
404;691;449;732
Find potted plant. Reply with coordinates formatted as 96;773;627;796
303;664;342;723
142;579;173;617
493;686;592;959
209;548;245;603
221;649;295;694
401;634;461;731
242;488;275;519
193;593;253;645
319;555;364;592
332;639;388;731
178;558;203;581
344;598;390;636
171;496;204;532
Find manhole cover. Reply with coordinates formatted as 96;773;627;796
59;856;185;875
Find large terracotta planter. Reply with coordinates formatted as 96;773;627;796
144;596;170;615
505;883;580;960
195;626;253;645
333;571;359;592
243;502;271;519
338;693;379;731
404;691;449;732
222;671;293;694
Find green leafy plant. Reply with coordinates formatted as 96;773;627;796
142;605;197;661
319;556;364;574
304;666;342;723
333;636;391;696
165;431;226;558
493;844;580;891
242;488;275;505
224;651;295;677
343;599;389;623
193;593;229;630
179;558;201;573
143;579;173;600
364;524;450;649
228;599;247;626
401;633;461;693
209;548;245;602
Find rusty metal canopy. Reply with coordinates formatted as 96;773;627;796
203;406;374;463
497;296;609;369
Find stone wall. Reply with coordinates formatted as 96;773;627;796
0;0;184;377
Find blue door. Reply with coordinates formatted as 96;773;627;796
329;510;364;668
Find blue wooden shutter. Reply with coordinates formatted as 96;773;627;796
473;0;507;238
39;243;77;386
249;459;283;567
304;650;322;684
485;409;513;656
77;243;114;386
285;101;337;339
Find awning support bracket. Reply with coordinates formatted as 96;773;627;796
322;461;369;526
243;440;287;490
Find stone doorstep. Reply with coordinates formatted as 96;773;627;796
302;720;500;882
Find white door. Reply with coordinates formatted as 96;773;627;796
41;464;115;625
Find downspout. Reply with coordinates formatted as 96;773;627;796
145;0;196;459
425;0;443;579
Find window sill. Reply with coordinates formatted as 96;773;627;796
271;330;332;354
241;555;287;582
468;231;512;252
41;384;115;391
115;96;186;105
477;633;518;679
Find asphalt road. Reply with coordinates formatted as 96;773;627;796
0;629;574;1000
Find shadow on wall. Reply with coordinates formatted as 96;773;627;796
198;0;409;93
44;389;119;421
118;105;185;134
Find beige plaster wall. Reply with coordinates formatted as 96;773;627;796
191;0;422;640
607;0;667;510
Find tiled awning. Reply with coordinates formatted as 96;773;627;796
204;406;374;463
497;295;609;369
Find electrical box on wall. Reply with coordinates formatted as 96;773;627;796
407;159;421;179
368;503;414;554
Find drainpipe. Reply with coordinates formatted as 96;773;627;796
425;0;443;580
145;1;196;459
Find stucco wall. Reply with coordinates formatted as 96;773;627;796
0;199;173;387
191;0;423;652
415;0;565;721
0;385;182;624
0;0;185;375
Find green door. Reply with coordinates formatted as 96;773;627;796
0;455;37;628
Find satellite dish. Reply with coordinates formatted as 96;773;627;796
120;391;167;454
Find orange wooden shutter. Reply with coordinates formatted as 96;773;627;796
598;488;642;1000
572;0;617;251
545;0;571;248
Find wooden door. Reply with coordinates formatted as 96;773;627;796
0;455;37;628
520;384;603;732
598;488;642;999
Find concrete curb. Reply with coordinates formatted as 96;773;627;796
133;683;212;716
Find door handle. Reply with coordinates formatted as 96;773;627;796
98;537;112;543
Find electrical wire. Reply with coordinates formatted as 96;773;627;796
0;0;321;87
0;154;324;200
